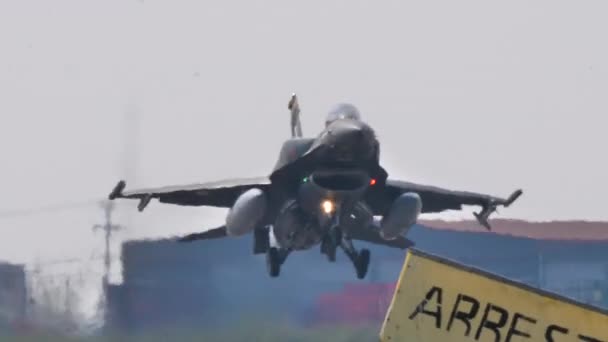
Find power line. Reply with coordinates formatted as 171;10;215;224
0;199;101;219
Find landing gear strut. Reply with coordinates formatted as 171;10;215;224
340;238;370;279
253;226;270;254
266;247;290;277
320;226;342;262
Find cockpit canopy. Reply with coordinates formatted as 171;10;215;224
325;103;362;127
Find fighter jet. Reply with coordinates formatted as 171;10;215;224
108;95;522;279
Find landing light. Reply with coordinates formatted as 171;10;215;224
322;200;334;214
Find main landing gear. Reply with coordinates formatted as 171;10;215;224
321;226;371;279
266;247;291;277
258;224;370;279
256;225;290;278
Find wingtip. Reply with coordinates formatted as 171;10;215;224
505;189;523;206
108;180;126;200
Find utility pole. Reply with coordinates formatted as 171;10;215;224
93;200;123;289
92;102;137;332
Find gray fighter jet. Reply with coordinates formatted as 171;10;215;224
108;95;522;279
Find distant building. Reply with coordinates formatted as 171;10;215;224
105;220;608;332
0;262;27;332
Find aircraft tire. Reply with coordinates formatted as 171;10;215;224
327;227;341;262
266;247;281;277
355;249;370;279
327;248;336;262
321;236;337;262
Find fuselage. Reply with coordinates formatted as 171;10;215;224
271;117;381;250
225;106;420;253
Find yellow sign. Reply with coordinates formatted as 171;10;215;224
380;249;608;342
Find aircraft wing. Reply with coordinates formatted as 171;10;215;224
377;180;523;230
108;177;271;210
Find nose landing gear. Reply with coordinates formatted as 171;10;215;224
320;226;341;262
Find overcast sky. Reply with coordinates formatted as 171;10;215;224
1;0;607;268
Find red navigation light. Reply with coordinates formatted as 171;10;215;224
370;178;376;186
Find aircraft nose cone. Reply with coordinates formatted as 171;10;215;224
337;121;363;140
327;121;374;161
